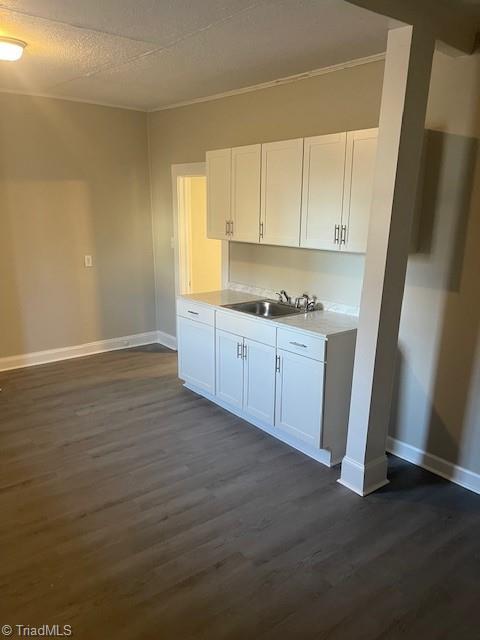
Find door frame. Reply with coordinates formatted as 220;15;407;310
171;162;229;297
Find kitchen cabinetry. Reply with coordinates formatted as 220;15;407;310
275;349;325;447
243;338;276;425
342;128;378;253
300;128;378;253
206;148;231;240
215;328;244;409
206;144;260;242
206;128;377;253
177;315;215;394
231;144;261;243
215;314;276;426
301;133;347;251
177;296;357;467
260;138;303;247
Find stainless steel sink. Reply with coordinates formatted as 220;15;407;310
223;299;302;318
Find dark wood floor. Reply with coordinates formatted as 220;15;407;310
0;345;479;639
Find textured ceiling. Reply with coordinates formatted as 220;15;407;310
0;0;397;111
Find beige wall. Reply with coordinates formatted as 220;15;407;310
148;59;385;335
188;177;222;293
392;51;480;475
0;94;155;358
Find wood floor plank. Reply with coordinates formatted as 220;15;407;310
0;344;479;639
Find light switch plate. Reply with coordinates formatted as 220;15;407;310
84;255;93;268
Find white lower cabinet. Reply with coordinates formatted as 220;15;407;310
243;338;276;425
215;329;244;409
216;330;276;426
177;298;356;467
275;349;325;448
177;315;215;394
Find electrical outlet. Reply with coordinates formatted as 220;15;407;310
84;255;93;268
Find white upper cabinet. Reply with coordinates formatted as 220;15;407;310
206;148;231;240
300;133;347;251
206;129;377;253
260;138;303;247
231;144;261;243
341;128;378;253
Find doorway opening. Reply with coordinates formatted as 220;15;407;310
172;163;227;296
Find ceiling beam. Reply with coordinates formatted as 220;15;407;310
345;0;478;54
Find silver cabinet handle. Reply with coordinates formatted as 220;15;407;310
259;221;264;239
334;224;340;244
289;341;307;348
243;343;247;360
187;310;199;316
340;225;347;245
230;220;234;236
237;342;242;359
275;355;281;373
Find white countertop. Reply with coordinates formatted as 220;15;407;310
179;290;358;338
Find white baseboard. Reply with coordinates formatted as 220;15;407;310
387;436;480;496
157;330;177;351
0;331;160;372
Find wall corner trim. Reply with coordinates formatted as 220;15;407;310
387;436;480;496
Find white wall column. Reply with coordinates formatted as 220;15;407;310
339;25;435;496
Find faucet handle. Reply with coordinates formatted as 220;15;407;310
276;290;291;304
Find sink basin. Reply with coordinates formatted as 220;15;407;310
223;299;302;318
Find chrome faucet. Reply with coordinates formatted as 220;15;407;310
306;295;318;312
296;293;310;310
276;290;291;305
294;293;319;312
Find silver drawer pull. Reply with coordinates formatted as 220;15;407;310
187;310;199;316
334;224;340;244
290;341;307;348
275;355;281;373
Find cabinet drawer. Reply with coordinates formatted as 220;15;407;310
216;310;276;346
177;299;215;326
277;328;326;362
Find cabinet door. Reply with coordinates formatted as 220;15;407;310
275;349;325;448
243;339;276;426
300;133;346;251
207;148;231;240
341;128;378;253
177;316;215;394
215;329;244;409
260;139;303;247
231;144;261;243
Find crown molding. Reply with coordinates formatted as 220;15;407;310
0;52;385;113
149;52;386;112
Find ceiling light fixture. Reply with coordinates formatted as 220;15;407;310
0;37;27;62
